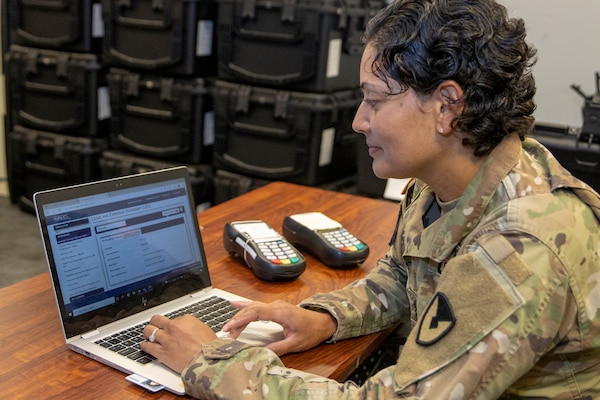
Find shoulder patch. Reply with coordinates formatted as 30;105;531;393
416;292;456;346
393;251;525;392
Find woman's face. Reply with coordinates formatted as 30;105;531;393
352;45;444;181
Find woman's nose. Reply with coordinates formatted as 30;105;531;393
352;103;369;135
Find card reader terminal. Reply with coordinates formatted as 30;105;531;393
282;212;369;268
224;220;306;281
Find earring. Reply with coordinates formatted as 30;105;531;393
438;128;444;134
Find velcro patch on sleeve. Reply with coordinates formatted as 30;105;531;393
393;249;525;392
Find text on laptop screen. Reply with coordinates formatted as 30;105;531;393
40;176;210;336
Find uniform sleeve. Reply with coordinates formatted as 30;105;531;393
180;253;410;399
181;337;402;399
388;233;575;398
299;251;411;341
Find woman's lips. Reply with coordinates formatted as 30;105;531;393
368;146;381;156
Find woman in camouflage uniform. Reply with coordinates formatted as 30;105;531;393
142;0;600;398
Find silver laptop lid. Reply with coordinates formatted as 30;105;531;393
33;167;211;339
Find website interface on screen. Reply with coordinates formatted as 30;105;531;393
42;178;203;319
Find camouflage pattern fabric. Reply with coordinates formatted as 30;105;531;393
181;134;600;399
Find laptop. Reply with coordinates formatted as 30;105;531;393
33;166;284;395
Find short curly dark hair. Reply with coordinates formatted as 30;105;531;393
364;0;538;157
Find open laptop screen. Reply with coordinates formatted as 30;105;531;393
34;167;211;338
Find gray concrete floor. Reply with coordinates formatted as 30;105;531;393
0;196;47;288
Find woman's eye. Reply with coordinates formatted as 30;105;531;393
363;99;377;107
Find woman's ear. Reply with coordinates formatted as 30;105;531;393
437;80;464;135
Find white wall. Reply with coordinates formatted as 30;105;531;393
0;1;598;198
500;0;600;127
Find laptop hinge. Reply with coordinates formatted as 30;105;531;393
190;287;214;298
81;330;101;339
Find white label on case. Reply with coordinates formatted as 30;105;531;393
319;128;335;166
326;38;342;78
196;20;214;57
92;4;105;38
97;86;111;120
203;111;215;146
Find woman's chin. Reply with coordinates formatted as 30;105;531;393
371;166;392;180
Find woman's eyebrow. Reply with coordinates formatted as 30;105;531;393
360;82;387;95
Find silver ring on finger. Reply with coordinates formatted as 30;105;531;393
148;327;160;343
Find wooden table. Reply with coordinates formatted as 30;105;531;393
0;182;399;399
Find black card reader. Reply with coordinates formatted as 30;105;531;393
282;212;369;268
224;220;306;281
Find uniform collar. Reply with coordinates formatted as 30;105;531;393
403;133;522;262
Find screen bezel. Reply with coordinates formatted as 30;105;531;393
33;167;212;338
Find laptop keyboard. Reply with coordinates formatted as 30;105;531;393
94;296;238;364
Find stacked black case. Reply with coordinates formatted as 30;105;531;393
3;0;218;212
98;0;217;204
212;0;382;200
212;80;360;185
3;0;391;211
9;125;106;212
5;45;109;136
216;0;372;92
3;1;109;212
106;68;213;164
4;0;104;54
101;0;217;76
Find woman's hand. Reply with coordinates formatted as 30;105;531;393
223;300;337;356
141;314;217;374
140;300;337;373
